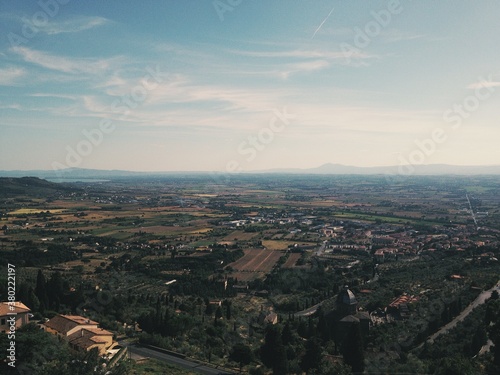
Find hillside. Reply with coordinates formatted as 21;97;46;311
0;177;74;198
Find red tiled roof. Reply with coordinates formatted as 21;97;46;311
83;327;113;336
66;327;112;350
44;314;98;335
63;315;99;325
0;301;30;316
389;294;418;308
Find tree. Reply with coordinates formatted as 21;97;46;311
488;300;500;367
261;325;288;374
341;323;364;373
214;306;223;326
35;269;49;312
205;300;213;315
490;289;499;300
273;343;289;375
300;337;323;373
230;343;253;372
226;301;232;320
281;321;293;346
47;271;64;310
18;282;40;312
433;356;477;375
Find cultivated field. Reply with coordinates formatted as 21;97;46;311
222;230;259;241
227;248;284;282
282;253;302;268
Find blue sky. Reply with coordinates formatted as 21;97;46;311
1;0;499;172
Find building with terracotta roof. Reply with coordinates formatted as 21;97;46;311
43;314;117;355
0;301;31;333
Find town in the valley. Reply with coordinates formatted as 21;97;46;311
1;173;500;374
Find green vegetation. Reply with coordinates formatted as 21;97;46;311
1;175;499;373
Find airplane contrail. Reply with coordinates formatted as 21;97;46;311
311;6;335;39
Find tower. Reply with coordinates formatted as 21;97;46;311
336;285;358;317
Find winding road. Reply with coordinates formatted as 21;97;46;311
418;281;500;348
120;342;235;374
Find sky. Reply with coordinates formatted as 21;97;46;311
1;0;499;172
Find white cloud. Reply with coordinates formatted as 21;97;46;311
30;93;76;100
11;46;123;75
228;48;373;61
281;60;330;79
2;14;110;35
0;103;22;110
39;16;110;35
0;66;26;86
380;29;425;43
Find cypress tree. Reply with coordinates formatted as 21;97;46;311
300;337;323;373
342;322;365;373
35;270;49;312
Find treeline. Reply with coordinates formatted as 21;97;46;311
16;270;78;313
0;243;77;267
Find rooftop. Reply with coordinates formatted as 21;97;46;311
44;314;99;335
0;301;31;316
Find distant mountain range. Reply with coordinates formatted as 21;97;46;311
258;163;500;175
0;164;500;180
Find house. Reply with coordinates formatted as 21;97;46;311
0;301;31;333
372;236;395;245
264;312;278;325
258;311;278;325
43;314;117;356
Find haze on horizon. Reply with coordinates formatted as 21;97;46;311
1;1;499;173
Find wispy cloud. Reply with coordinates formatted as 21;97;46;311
0;66;26;86
0;103;22;110
30;93;77;100
41;16;109;34
11;47;123;75
229;48;373;61
281;60;330;79
2;14;110;35
380;29;425;43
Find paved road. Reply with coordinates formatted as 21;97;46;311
466;193;478;229
419;281;500;348
295;302;322;317
123;343;234;375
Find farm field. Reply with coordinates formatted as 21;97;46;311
227;248;284;281
282;253;302;268
222;230;259;242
